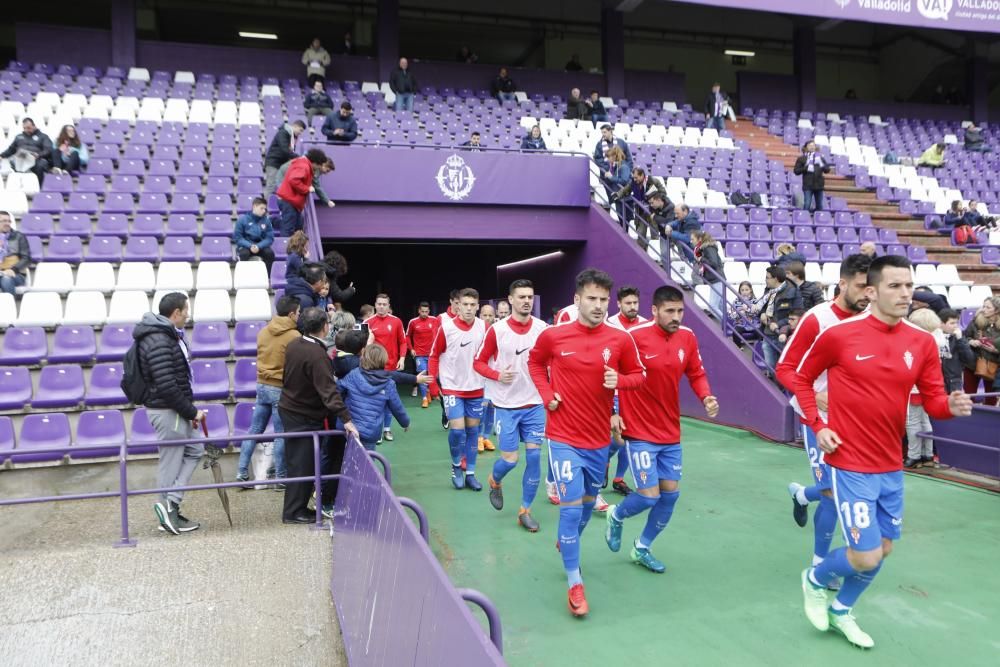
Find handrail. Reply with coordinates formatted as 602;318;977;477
302;188;323;262
457;588;504;655
397;496;429;542
298;137;593;160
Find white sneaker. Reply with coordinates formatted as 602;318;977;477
594;493;610;513
411;387;418;397
801;569;831;631
829;610;874;648
546;480;560;505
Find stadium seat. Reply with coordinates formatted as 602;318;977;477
234;261;269;289
117;262;156;292
30;262;74;292
107;291;151;324
85;363;128;406
968;285;993;306
17;413;71;463
191;360;231;400
233;321;265;356
189;323;231;358
234;289;272;322
72;410;127;459
233;358;258;398
196;262;233;290
0;367;31;410
155;262;195;291
96;325;134;361
50;325;97;363
0;416;13;463
192;290;232;322
16;291;62;327
0;326;47;365
32;365;85;408
233;401;272;436
0;294;16;328
76;262;117;292
63;290;108;326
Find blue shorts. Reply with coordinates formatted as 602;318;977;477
443;395;484;422
625;440;682;489
831;468;904;552
803;424;832;490
496;405;546;451
547;440;609;504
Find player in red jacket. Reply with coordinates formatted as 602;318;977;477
366;293;408;442
792;256;972;648
406;301;439;408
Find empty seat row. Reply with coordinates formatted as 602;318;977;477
701;223;898;244
30;260;270;293
29;236;236;263
18;215;287;247
28;191;252;215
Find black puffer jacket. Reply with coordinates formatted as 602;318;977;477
798;280;825;310
134;313;198;420
264;125;297;169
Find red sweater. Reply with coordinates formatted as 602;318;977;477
275;156;314;211
406;315;439;357
366;313;407;370
791;313;952;473
618;323;711;444
528;321;645;449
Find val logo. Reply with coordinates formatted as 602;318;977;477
435;154;476;201
918;0;952;20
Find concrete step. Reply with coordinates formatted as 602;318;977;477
956;267;1000;285
926;251;985;264
899;234;968;249
873;218;928;231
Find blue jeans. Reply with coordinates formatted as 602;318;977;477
0;273;25;296
498;92;515;103
591;113;609;124
238;383;286;478
415;356;429;398
394;93;414;111
761;336;781;371
803;189;824;212
707;115;725;131
277;199;303;237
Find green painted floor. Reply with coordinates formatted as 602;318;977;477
381;396;1000;667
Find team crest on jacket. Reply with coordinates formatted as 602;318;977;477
435;154;476;201
903;350;913;370
678;348;685;363
602;348;611;364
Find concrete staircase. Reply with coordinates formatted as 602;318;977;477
729;119;999;290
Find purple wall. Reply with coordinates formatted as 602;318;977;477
333;438;504;665
737;72;799;114
930;406;1000;478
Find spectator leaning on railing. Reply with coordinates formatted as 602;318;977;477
275;148;334;237
264;120;306;200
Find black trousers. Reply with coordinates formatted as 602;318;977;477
237;246;276;275
53;151;81;173
278;408;346;520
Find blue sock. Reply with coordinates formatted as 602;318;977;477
811;547;858;587
479;402;494;437
813;495;838;560
578;501;595;535
522;448;541;508
614;450;630;480
464;425;480;474
492;456;517;483
447;428;465;466
613;490;658;520
558;505;583;582
804;485;823;503
639;491;680;547
834;561;882;610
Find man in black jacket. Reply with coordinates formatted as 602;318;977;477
760;265;803;371
785;261;825;311
939;309;976;393
566;88;588;120
492;67;516;103
0;210;32;296
135;292;207;535
279;307;359;523
263;120;306;200
389;57;417;112
1;117;53;187
793;140;832;212
704;83;730;131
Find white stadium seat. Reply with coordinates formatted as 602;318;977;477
116;262;156;292
156;263;194;291
16;291;62;327
193;290;233;322
63;291;108;326
196;262;233;291
233;261;269;289
0;293;16;328
107;291;151;325
75;262;117;293
234;289;273;322
30;262;74;293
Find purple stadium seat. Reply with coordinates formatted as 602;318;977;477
17;413;71;463
97;325;134;361
272;236;288;260
233;402;273;436
189;323;231;358
26;236;43;260
200;237;234;261
57;213;93;237
102;192;135;214
19;213;54;237
192;360;230;400
208;177;234;193
204;194;233;214
796;243;819;261
171;193;201;214
748;224;769;241
66;192;99;214
72;410;127;459
233;358;258;398
269;261;287;288
837;227;859;243
199;403;231;439
85;362;128;406
49;325;97;363
724;242;749;261
749;242;772;261
771;225;793;242
137;193;168;214
878;228;899;244
161;236;197;263
32;365;85;408
166;214;199;237
144;175;173;195
149;160;177;177
0;327;47;365
815;227;837;243
907;246;928;263
94;213;130;237
123;236;160;263
131;214;165;239
30;192;64;214
125;408;158;455
86;236;124;262
0;368;31;410
814;211;832;226
233;321;265;356
46;235;85;263
0;417;13;463
857;227;879;243
201;214;233;236
843;243;861;256
982;247;1000;265
794;226;815;242
726;224;748;241
819;243;843;262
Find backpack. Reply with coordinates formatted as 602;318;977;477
120;340;149;405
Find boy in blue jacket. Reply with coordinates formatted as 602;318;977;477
232;197;276;273
338;344;410;450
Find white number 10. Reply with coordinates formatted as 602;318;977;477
631;451;652;469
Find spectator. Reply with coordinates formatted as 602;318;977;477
285;230;310;279
964;124;990;152
461;131;482;151
286;263;330;311
963;296;1000;405
0;211;31;296
905;308;944;467
1;117;53;187
275;148;333;237
774;242;807;269
940;199;975;243
613;167;665;224
759;265;803;370
859;241;878;258
601;145;632;219
302;38;331;86
585;90;608;123
322;249;357;304
963;199;998;237
793;140;831;212
728;281;762;349
663;204;702;260
338;343;411;451
304;80;335;120
264;120;306;200
594;124;632;174
330;307;356;337
691;229;725;318
784;261;825;310
52;124;88;174
496;301;510;320
389;58;417;112
565;54;583;72
918;142;947;169
644;191;676;232
566;88;588;120
359;304;374;321
457;46;479;64
940;308;975;394
321;101;358;143
704;82;730;131
520;125;547;151
232;197;276;274
341;31;356;55
278;307;358;523
134;292;206;535
492;67;516;103
782;308;805;349
911;286;951;316
236;295;301;486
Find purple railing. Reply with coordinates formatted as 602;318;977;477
923;399;1000;480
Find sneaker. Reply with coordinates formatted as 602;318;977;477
154;501;181;536
235;472;251;490
517;508;539;532
801;568;831;631
482;438;495;452
321;504;334;519
175;511;200;532
421;397;430;409
567;583;589;617
465;473;483;492
383;429;394;442
789;482;809;528
612;479;632;496
477;437;485;453
546;480;560;505
904;457;921;468
594;493;610;513
451;465;466;490
828;610;875;649
488;476;503;510
272;482;286;492
605;505;623;552
630;540;666;573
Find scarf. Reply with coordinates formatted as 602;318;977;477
806;152;823;173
